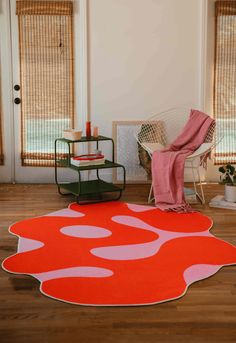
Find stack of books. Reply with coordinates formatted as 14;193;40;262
71;154;105;167
184;187;198;204
209;195;236;210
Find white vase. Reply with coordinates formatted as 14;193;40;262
225;184;236;202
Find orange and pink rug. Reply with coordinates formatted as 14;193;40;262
2;201;236;306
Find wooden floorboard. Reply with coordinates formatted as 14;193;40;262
0;183;236;343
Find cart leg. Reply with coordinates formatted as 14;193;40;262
76;190;122;205
57;186;72;196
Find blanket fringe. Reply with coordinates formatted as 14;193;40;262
156;203;196;213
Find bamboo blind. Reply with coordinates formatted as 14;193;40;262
17;0;74;166
0;80;4;165
214;1;236;164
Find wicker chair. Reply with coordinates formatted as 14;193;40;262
134;107;217;204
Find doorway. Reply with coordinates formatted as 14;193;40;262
0;0;86;183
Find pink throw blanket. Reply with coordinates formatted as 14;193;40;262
151;109;215;213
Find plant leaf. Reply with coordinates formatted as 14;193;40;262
219;166;225;173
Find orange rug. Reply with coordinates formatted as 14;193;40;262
2;202;236;306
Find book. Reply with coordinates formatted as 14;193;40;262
72;153;104;161
209;195;236;210
71;154;105;167
184;187;198;204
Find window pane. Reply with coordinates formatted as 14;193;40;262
17;1;74;166
214;2;236;164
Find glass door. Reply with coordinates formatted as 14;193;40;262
10;0;79;182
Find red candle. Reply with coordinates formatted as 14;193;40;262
86;121;91;138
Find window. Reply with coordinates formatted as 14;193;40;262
214;1;236;164
16;1;74;166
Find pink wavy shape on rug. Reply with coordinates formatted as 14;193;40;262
127;203;155;212
91;240;159;260
61;225;112;238
184;264;222;285
112;215;210;235
44;208;85;218
18;238;44;253
34;266;113;282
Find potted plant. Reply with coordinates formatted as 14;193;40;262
219;164;236;202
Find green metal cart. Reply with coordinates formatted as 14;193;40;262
54;135;126;204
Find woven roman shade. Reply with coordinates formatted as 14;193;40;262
0;82;4;165
214;1;236;164
16;1;73;16
17;0;74;166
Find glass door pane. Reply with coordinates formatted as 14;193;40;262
17;1;74;167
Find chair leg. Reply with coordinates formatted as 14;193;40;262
191;161;198;198
196;166;205;204
190;161;205;204
148;183;154;204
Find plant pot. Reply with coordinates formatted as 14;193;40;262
225;184;236;202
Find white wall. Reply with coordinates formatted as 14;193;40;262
88;0;204;138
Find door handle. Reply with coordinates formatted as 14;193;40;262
14;97;21;104
14;85;20;91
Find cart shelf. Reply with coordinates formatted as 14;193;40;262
54;135;126;204
56;159;124;172
58;180;122;196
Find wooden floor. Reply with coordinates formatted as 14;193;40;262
0;183;236;343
